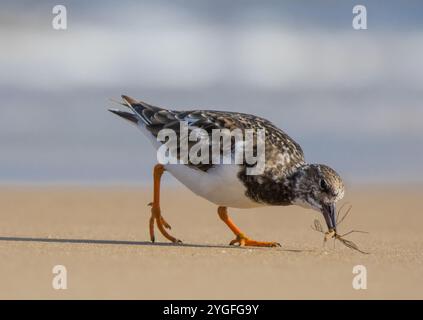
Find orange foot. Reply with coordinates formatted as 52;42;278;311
148;164;182;244
149;204;182;244
229;234;281;247
217;206;281;248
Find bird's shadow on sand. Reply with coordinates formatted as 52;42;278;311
0;236;310;253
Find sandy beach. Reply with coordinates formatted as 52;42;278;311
0;185;422;299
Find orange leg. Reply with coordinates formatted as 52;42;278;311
148;164;182;244
217;206;280;247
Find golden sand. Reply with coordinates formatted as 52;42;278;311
0;186;422;299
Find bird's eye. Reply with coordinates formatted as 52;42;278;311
320;179;329;192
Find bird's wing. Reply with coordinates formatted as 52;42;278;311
111;95;305;174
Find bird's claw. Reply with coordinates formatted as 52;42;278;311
148;202;172;229
148;203;180;243
229;235;281;247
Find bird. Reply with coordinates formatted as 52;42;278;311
109;95;345;247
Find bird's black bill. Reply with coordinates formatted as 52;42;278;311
322;203;336;232
108;109;138;124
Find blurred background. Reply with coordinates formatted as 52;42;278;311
1;0;422;185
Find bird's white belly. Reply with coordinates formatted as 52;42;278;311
165;163;263;209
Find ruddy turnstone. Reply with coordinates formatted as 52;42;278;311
109;95;345;247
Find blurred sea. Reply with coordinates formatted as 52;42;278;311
1;0;422;185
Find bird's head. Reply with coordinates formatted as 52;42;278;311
291;164;345;232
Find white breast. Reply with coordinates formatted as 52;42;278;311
165;163;263;209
